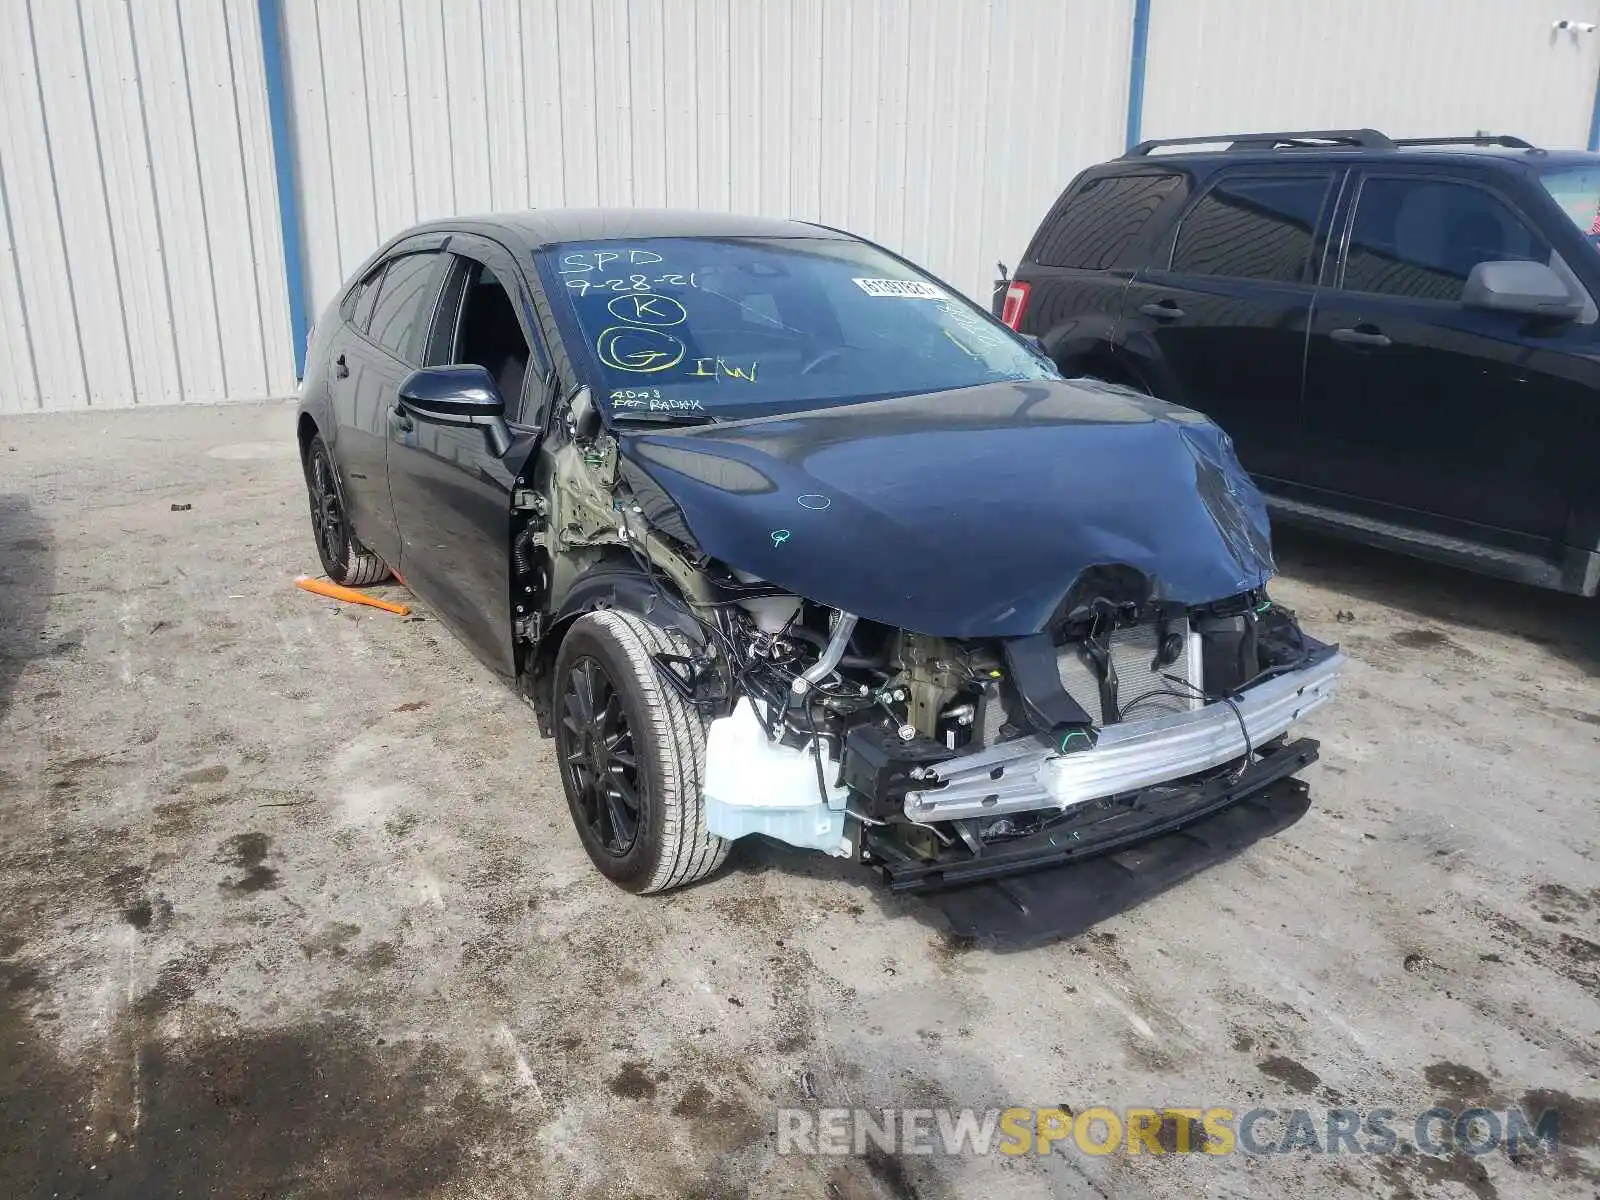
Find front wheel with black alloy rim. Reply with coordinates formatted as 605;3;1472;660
552;610;729;893
303;433;389;586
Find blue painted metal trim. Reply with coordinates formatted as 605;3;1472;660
1589;50;1600;151
1125;0;1152;151
257;0;309;379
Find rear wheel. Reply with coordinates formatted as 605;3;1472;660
304;434;389;586
553;610;728;893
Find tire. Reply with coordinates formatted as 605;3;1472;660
304;433;389;587
552;610;729;894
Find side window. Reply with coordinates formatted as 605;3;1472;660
342;263;386;332
367;252;441;361
1030;173;1186;269
1342;178;1550;301
1170;174;1333;283
428;258;532;412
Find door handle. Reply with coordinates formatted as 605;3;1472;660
389;404;413;433
1139;300;1185;321
1329;326;1391;348
334;353;349;378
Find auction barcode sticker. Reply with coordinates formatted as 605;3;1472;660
852;277;947;299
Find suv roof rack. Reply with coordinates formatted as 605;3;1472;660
1392;134;1536;149
1122;128;1395;157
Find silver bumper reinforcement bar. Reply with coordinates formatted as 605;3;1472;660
903;650;1345;823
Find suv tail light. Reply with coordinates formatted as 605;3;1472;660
1000;281;1031;330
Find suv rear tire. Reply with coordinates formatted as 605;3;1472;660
553;610;729;893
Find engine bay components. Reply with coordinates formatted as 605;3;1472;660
840;723;956;821
692;586;1341;882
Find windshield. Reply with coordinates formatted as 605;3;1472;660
1540;165;1600;246
539;236;1056;419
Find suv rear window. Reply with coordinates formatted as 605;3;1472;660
1170;174;1333;283
1028;173;1185;270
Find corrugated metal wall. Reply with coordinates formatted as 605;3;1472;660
0;0;296;413
279;0;1134;318
1143;0;1600;149
9;0;1600;413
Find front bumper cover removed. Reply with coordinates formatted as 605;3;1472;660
866;733;1320;895
902;646;1343;823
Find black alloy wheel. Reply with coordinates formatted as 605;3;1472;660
308;442;347;571
550;610;728;893
302;433;389;586
557;655;642;857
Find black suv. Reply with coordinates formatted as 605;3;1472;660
999;128;1600;596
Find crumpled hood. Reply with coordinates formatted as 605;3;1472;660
618;379;1275;638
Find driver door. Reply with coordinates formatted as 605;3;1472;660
386;235;548;676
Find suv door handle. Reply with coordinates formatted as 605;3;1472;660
1139;300;1185;321
334;353;349;378
1329;326;1391;348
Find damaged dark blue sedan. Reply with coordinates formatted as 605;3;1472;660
296;210;1343;936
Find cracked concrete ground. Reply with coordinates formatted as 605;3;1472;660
0;398;1596;1199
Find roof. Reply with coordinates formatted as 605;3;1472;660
1112;130;1600;176
1103;146;1600;178
411;208;851;249
1399;146;1600;169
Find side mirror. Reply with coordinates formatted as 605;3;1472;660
565;386;602;443
398;365;513;457
1462;260;1583;321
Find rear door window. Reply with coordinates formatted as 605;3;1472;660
1029;173;1185;269
1169;174;1335;283
1340;177;1549;301
342;263;386;332
366;251;442;362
